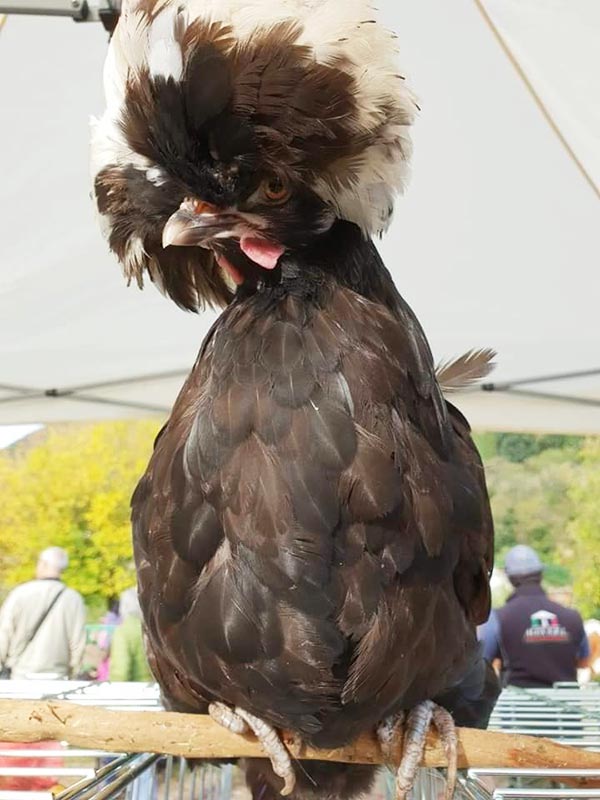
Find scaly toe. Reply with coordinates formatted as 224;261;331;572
395;701;434;800
235;707;296;796
377;711;406;766
208;702;249;735
431;705;457;800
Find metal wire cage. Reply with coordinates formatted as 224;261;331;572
0;681;599;800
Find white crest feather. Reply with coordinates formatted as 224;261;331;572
147;3;185;80
92;0;417;235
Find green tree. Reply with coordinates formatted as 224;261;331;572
568;439;600;617
484;447;580;584
472;432;498;462
0;421;160;611
495;433;582;463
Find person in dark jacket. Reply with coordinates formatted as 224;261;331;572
481;545;590;687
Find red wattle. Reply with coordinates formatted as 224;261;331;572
215;254;244;286
240;236;285;270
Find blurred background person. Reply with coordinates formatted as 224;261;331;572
109;587;152;682
481;545;590;687
107;590;156;798
96;598;121;681
0;546;86;680
579;619;600;684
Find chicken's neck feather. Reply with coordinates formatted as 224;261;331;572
236;221;406;315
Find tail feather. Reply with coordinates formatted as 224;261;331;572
242;759;377;800
436;348;496;393
434;656;500;729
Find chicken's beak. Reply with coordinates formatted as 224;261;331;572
162;200;241;249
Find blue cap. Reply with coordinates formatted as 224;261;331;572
504;545;543;577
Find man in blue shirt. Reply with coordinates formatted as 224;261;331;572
480;545;590;688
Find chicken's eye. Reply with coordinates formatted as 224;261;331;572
262;177;291;205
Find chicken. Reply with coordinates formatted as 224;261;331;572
91;1;500;797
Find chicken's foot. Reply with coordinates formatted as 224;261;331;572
377;701;457;800
209;702;296;795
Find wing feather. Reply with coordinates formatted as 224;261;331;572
436;348;496;392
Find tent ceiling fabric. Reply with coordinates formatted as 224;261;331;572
0;0;598;432
480;0;600;195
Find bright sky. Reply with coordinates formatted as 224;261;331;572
0;424;43;450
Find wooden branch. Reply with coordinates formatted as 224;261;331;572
0;699;599;771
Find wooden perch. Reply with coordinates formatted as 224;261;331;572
0;699;599;771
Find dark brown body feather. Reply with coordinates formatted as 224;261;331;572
133;225;496;749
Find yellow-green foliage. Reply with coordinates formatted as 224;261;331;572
1;423;598;619
486;448;580;570
569;439;600;617
0;421;160;604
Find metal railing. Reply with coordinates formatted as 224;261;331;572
490;684;600;749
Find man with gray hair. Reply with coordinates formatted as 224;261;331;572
0;547;86;679
481;545;590;687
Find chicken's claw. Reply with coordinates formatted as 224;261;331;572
209;702;296;796
377;701;457;800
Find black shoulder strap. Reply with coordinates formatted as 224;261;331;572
18;585;67;661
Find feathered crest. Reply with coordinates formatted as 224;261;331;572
436;349;496;393
93;0;417;237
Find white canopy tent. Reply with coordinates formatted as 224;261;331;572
0;0;598;432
